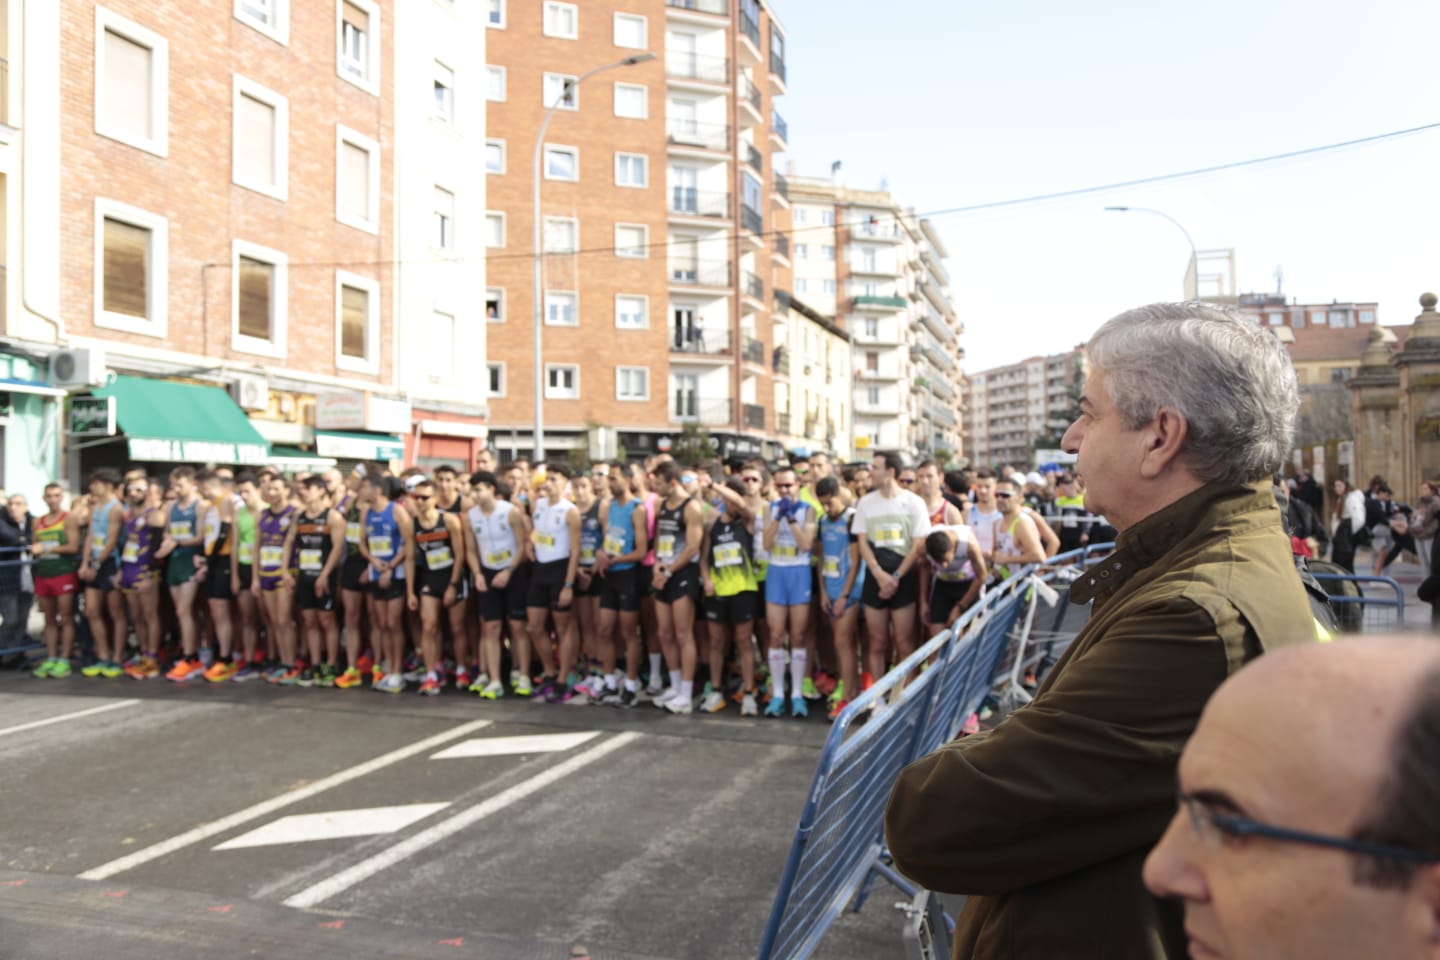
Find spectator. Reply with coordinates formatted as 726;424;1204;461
1411;479;1439;577
1294;468;1324;516
1052;473;1087;554
0;493;34;654
886;301;1316;958
1144;638;1440;960
1329;479;1367;573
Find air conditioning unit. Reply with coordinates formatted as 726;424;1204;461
49;347;108;388
231;373;270;411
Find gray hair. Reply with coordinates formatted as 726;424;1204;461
1088;302;1298;486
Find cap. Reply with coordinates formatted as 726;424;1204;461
1025;471;1044;486
404;474;427;493
1009;472;1027;488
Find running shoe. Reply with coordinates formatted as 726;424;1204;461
814;671;838;698
231;662;262;683
763;695;785;718
455;668;472;691
166;658;205;682
468;673;491;694
480;679;505;700
961;712;981;735
653;686;679;708
377;673;405;694
801;676;821;701
860;671;876;692
81;661;105;678
545;683;575;704
32;658;56;679
740;692;759;717
198;647;215;668
599;686;623;706
317;663;339;687
509;669;523;690
356;653;375;675
278;666;304;686
533;675;558;700
791;696;808;718
401;668;425;684
827;680;846;705
827;698;850;722
263;664;289;684
297;666;317;688
334;666;364;689
513;675;533;697
665;694;693;715
126;656;160;679
699;690;726;714
419;676;442;696
203;660;237;683
643;675;664;698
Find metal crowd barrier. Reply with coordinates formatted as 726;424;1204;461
1310;573;1405;632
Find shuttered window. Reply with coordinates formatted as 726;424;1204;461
340;284;367;359
103;218;150;319
237;256;273;341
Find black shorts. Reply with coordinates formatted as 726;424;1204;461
204;555;232;601
639;565;655;597
599;566;641;613
371;573;407;602
658;565;701;606
576;565;602;597
87;556;119;594
705;590;758;625
419;568;468;603
235;564;253;592
861;560;918;610
526;559;573;612
340;553;370;593
928;578;974;626
296;573;338;612
478;564;530;622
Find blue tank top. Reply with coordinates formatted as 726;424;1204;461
365;501;404;580
89;498;119;562
579;502;602;568
603;499;639;572
168;500;200;559
820;508;864;599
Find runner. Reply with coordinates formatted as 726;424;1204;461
431;464;473;688
294;475;345;687
853;452;931;682
158;467;207;681
254;473;300;683
569;473;604;700
525;463;577;701
816;476;865;720
335;469;373;690
119;476;166;679
631;461;665;698
29;483;81;678
464;470;531;699
761;466;819;717
408;478;466;696
698;477;758;715
966;468;1002;582
649;461;705;715
197;469;239;681
360;476;414;694
75;469;126;676
923;523;987;637
594;463;649;707
228;473;265;681
990;475;1046;581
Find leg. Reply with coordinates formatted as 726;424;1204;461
833;603;860;705
140;583;162;657
341;588;364;669
672;595;697;683
208;597;235;659
300;609;322;665
891;603;918;662
522;607;547;682
552;608;578;683
765;601;789;699
444;596;467;674
236;588;259;663
84;589;111;663
733;619;756;694
787;602;812;700
38;594;59;660
420;596;443;673
170;582;199;657
863;605;889;679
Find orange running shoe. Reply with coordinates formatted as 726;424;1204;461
166;658;205;682
204;659;238;683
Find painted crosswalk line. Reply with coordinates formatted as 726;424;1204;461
213;803;451;851
429;731;600;760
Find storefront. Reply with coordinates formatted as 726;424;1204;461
313;392;408;471
0;354;65;500
410;414;488;472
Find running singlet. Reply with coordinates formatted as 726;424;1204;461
414;516;457;573
33;512;77;578
531;497;575;565
578;502;602;568
294;509;334;577
89;499;121;563
235;507;257;566
602;499;639;572
933;524;977;581
655;497;695;572
120;511;158;587
470;501;519;571
820;508;864;597
343;497;364;559
258;505;296;580
928;501;949;526
364;502;404;580
766;500;811;567
168;500;200;560
708;514;756;597
967;506;1001;558
203;496;232;557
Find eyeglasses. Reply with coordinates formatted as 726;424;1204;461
994;492;1014;499
898;478;914;485
1179;792;1439;864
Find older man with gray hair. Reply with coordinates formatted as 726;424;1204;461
886;303;1319;959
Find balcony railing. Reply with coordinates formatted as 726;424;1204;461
769;52;787;83
666;50;729;83
671;326;732;355
743;269;764;301
742;336;765;365
772;345;789;373
746;143;763;173
771;109;788;143
739;7;761;47
741;76;762;112
673;397;733;425
670;259;732;286
740;203;762;236
851;294;907;310
774;171;788;199
772;233;790;259
667;118;729;150
743;402;766;430
667;0;727;12
670;188;730;218
773;288;791;314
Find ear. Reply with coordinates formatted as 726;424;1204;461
1137;406;1190;480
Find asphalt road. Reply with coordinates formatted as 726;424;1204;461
0;675;907;960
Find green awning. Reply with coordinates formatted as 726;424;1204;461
91;375;270;465
314;430;405;462
269;446;338;472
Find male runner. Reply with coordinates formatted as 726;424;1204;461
816;475;865;720
408;478;466;696
853;452;931;682
525;463;577;701
228;472;264;681
30;483;81;678
119;476;166;679
464;471;530;698
159;466;207;681
698;477;758;714
650;461;705;714
360;475;414;693
923;524;987;639
594;463;649;707
762;466;818;717
335;469;372;689
254;473;300;683
294;475;345;686
197;469;239;681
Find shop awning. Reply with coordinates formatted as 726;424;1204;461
269;446;338;472
91;375;270;465
314;430;405;462
0;377;67;398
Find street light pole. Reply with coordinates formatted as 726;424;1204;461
532;52;655;464
1104;205;1199;301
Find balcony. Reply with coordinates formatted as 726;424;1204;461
673;397;733;425
921;305;954;345
740;76;763;115
666;50;729;84
769;52;787;85
746;142;763;173
738;7;761;51
670;259;732;286
667;0;727;12
773;171;788;200
773;288;791;314
743;269;764;301
776;411;791;434
772;234;790;260
742;336;765;366
667;118;729;150
771;109;788;146
855;218;902;241
670;326;733;357
930;376;957;401
851;294;907;311
740;203;762;236
772;345;789;374
743;402;766;430
669;187;730;219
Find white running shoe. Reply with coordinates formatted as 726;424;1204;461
699;690;726;713
652;686;679;708
665;695;694;715
740;693;758;717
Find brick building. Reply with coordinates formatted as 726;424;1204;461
963;347;1086;469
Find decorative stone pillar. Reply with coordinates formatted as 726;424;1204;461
1394;293;1440;491
1348;325;1402;495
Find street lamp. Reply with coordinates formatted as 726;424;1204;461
532;52;656;463
1104;205;1199;301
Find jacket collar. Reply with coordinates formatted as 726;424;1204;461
1069;481;1275;605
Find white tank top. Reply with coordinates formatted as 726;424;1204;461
470;501;519;570
935;524;976;581
531;497;575;565
967;506;1001;555
766;501;811;568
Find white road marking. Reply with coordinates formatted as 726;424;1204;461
0;699;139;739
429;731;599;759
78;719;492;881
283;731;641;909
214;803;451;851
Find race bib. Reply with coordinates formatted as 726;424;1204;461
580;546;596;565
92;532;107;552
656;535;676;560
823;556;840;578
259;544;285;571
122;541;140;564
603;533;625;555
169;521;193;539
345;521;362;544
484;548;512;567
772;544;799;560
298;548;323;573
425;545;454;570
368;535;393;558
532;532;555;548
713;542;742;567
240;542;255;565
937;568;966;583
872;523;906;549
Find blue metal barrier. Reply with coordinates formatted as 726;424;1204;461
1310;573;1405;631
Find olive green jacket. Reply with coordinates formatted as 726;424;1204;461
885;481;1316;959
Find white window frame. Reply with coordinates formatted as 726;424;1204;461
613;12;646;48
485;138;506;174
822;245;836;260
545;291;578;327
615;152;648;188
543;72;579;110
485;211;506;248
93;197;169;339
616;366;650;402
335;124;381;234
433;185;455;252
1359;310;1376;324
794;242;808;258
94;7;169;157
432;60;455;126
486;65;507;102
794;278;808;293
614;222;648;259
336;0;381;96
231;238;288;360
486;0;505;28
429;310;459;383
235;0;289;44
334;269;380;375
543;216;578;254
486;287;505;323
487;361;506;397
614;82;648;119
615;294;648;330
545;363;580;400
543;143;579;181
231;74;289;201
822;279;837;294
542;1;578;39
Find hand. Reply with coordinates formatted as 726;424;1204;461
878;572;898;599
493;569;511;590
316;576;330;597
231;575;241;595
379;569;394;591
595;552;611;575
703;577;716;597
281;572;294;590
578;569;593;589
251;580;261;598
444;584;457;606
474;572;488;593
28;543;44;558
559;586;573;607
79;566;95;582
831;597;847;618
652;568;666;591
407;593;418;612
155;538;175;559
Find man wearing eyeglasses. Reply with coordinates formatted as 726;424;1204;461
1145;637;1440;960
887;303;1316;958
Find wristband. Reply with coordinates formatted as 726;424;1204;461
563;581;573;589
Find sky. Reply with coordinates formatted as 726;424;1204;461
777;0;1440;372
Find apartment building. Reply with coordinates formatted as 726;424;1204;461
482;0;791;464
963;347;1086;468
773;294;851;459
786;169;963;462
1;1;487;491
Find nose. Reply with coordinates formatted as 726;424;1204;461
1060;416;1084;455
1142;810;1208;903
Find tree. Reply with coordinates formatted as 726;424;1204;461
671;422;718;466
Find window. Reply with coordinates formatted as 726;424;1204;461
337;0;380;95
235;0;289;44
485;139;505;174
487;362;506;396
1311;310;1326;326
793;208;808;225
485;211;505;248
861;246;877;271
94;198;168;337
1360;310;1375;324
95;8;169;156
1293;311;1306;330
861;281;878;296
486;288;504;323
616;295;647;329
434;187;455;251
614;83;647;119
232;239;287;359
544;144;578;180
433;61;454;124
614;13;646;48
544;217;577;254
794;243;808;258
616;366;649;401
822;279;836;294
863;317;878;337
1330;367;1353;384
335;270;379;374
1328;310;1350;328
429;311;458;382
486;65;506;101
616;152;648;187
865;351;878;371
545;364;580;399
232;76;288;200
821;210;835;225
543;73;578;110
615;223;648;258
545;291;577;326
1266;312;1284;326
821;245;836;260
335;126;380;233
486;0;504;28
543;2;578;39
794;278;808;293
867;385;880;405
